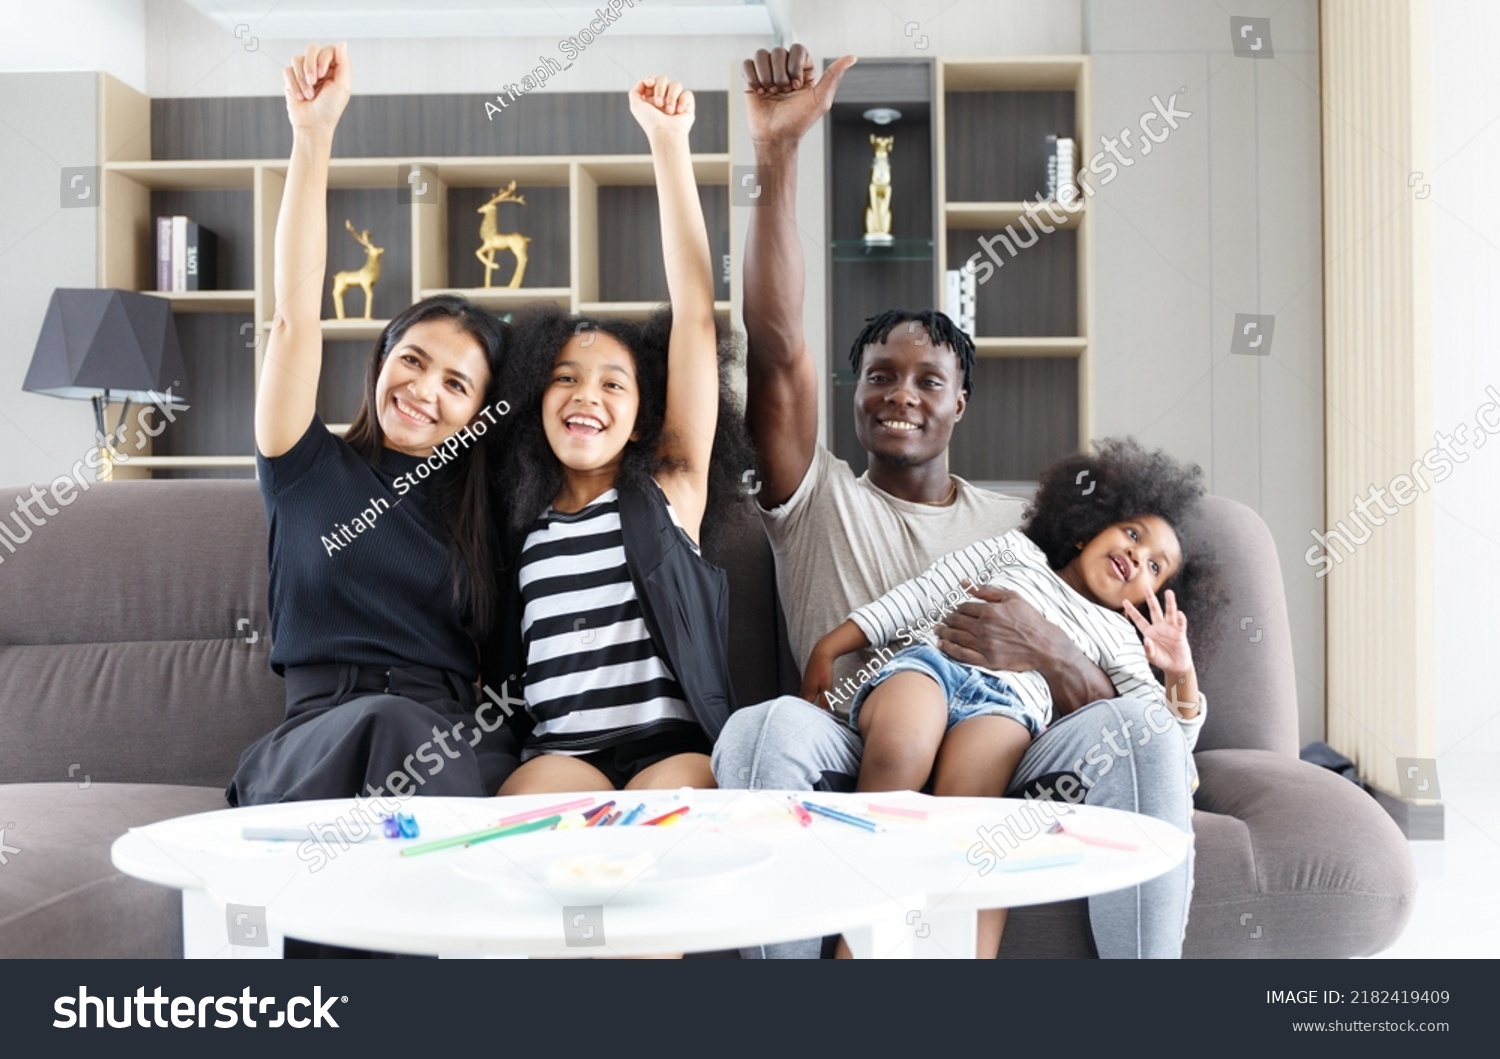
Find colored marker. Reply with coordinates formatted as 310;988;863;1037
865;802;928;821
800;801;884;833
401;815;556;857
641;806;690;827
582;800;617;821
618;803;647;826
1052;822;1137;851
787;800;812;827
464;815;561;847
585;808;612;828
495;796;596;828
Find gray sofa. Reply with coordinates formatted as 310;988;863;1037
0;480;1415;957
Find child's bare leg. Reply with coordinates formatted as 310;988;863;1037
626;752;715;790
834;673;947;959
498;754;613;795
854;672;948;792
932;715;1033;959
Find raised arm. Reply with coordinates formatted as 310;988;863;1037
255;42;351;458
630;76;717;540
741;46;856;507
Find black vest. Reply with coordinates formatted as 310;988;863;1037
484;481;737;742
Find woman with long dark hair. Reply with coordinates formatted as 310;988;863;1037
227;43;518;808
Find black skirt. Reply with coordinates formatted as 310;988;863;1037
226;662;520;806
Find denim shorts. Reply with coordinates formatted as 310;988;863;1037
847;643;1047;737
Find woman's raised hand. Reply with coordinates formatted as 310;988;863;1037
283;42;351;135
629;76;695;137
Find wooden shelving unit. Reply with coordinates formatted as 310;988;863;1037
98;123;736;476
936;56;1092;457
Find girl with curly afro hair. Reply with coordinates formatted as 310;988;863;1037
802;437;1221;959
487;74;756;798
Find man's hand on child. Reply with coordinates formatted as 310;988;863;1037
283;42;351;134
630;76;695;137
799;650;836;713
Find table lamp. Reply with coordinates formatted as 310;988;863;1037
23;289;188;481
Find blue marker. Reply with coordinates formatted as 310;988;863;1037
619;803;647;826
397;811;420;839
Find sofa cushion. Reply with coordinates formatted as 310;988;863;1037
1177;496;1300;755
1186;749;1415;957
0;482;284;786
0;783;229;958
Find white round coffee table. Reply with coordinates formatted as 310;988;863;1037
111;789;1190;959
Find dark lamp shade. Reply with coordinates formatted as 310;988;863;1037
23;288;188;403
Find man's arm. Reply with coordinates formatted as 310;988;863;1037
740;45;855;507
936;586;1116;716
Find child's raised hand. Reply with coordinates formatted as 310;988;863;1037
630;76;695;137
283;42;351;135
1124;589;1195;676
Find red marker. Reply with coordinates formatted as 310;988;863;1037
641;806;690;826
788;799;813;827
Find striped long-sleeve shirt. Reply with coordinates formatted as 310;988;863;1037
848;529;1205;751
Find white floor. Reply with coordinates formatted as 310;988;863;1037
1366;755;1500;958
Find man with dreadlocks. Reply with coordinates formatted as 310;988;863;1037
712;45;1198;959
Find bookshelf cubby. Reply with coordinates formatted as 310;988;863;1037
826;57;1092;482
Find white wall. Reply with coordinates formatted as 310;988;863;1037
1087;0;1325;742
1429;0;1500;761
0;0;147;90
0;73;101;490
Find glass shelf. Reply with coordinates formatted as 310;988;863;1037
830;238;934;262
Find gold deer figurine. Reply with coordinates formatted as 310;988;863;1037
864;134;895;244
476;181;532;289
332;220;384;320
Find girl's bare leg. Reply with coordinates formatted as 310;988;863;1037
933;715;1033;958
627;752;714;790
498;754;613;795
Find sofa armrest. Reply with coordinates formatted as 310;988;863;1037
1186;749;1416;957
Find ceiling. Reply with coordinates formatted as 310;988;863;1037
183;0;780;39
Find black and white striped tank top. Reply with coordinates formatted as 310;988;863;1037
517;486;698;758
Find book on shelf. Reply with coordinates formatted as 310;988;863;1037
1045;135;1077;203
156;215;218;292
944;268;977;337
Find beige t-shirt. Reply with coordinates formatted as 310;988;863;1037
760;445;1028;708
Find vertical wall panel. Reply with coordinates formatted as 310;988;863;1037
1320;0;1434;796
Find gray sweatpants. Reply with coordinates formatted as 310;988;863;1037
711;694;1195;959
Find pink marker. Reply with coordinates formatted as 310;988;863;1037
495;796;596;828
1054;822;1137;851
865;802;928;821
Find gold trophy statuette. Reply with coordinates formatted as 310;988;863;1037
331;220;384;320
864;134;894;244
476;181;533;289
